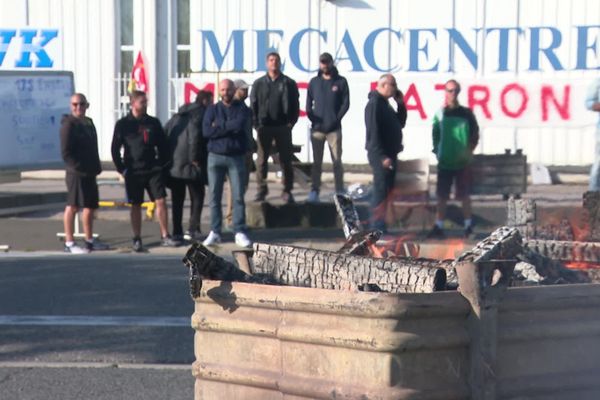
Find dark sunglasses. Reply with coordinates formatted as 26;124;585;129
71;102;87;106
445;88;459;93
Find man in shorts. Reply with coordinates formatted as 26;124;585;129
60;93;108;253
111;90;180;251
428;79;479;239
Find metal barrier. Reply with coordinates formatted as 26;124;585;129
98;200;156;220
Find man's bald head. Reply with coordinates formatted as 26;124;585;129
376;74;397;99
219;79;235;105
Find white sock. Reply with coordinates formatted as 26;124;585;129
65;241;75;247
464;219;472;228
435;220;444;229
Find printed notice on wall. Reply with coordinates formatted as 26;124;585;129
0;71;73;170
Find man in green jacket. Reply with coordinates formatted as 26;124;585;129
428;79;479;239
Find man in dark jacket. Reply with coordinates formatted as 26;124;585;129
306;52;350;202
250;52;300;204
364;74;407;233
202;79;252;248
60;93;107;253
111;90;179;251
165;90;213;242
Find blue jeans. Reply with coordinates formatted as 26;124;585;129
207;153;247;233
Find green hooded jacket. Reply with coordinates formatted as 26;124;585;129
432;105;479;170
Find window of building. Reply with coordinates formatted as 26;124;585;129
176;0;191;73
120;0;134;73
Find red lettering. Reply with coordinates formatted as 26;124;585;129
404;83;427;119
500;83;528;118
468;85;492;119
297;82;308;117
434;83;445;92
541;85;570;121
184;82;215;104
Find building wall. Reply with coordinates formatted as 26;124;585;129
0;0;118;160
187;0;600;166
0;0;599;166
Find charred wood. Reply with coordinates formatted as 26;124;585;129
441;227;523;288
183;243;278;297
506;198;536;238
338;229;382;255
333;193;363;239
524;239;600;263
515;248;590;285
252;243;447;293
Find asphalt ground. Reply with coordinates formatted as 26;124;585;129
0;254;193;400
0;171;592;399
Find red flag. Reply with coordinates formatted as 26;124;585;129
128;52;148;93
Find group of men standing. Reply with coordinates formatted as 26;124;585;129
60;51;482;253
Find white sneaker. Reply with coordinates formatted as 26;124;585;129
234;232;252;248
307;190;320;203
202;231;221;246
64;243;90;254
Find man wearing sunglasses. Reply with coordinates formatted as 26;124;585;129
60;93;108;253
428;79;479;239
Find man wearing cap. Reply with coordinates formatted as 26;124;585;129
250;52;300;204
306;52;350;202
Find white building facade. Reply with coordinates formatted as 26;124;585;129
0;0;599;166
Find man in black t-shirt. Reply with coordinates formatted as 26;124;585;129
111;91;180;251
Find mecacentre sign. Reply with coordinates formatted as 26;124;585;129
189;25;599;128
194;26;600;73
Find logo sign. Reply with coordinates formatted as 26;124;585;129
0;29;59;69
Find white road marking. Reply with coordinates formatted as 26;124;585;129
0;361;190;370
0;315;190;327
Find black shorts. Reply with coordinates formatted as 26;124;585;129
125;172;167;205
65;172;99;209
436;167;472;200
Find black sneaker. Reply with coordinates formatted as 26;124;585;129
426;225;445;239
132;237;143;253
85;238;109;251
161;235;182;247
464;225;474;239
